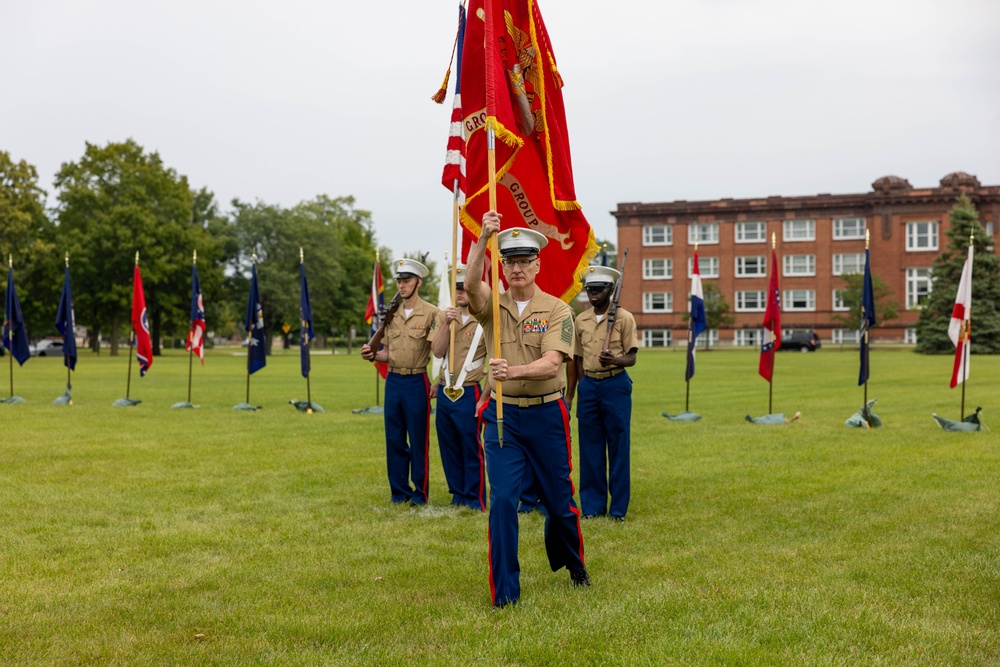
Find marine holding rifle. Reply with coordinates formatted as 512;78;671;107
466;210;589;609
361;258;439;505
565;264;638;522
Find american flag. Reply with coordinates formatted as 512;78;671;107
441;3;467;200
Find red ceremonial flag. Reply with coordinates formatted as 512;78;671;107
758;248;781;382
364;258;389;379
948;243;973;388
132;264;153;376
460;0;599;301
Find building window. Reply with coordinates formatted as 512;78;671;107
783;219;815;242
783;289;815;311
986;221;995;236
906;221;938;251
735;255;767;278
643;292;673;313
906;268;932;309
688;256;719;278
700;330;719;347
736;221;767;244
688;223;719;245
833;253;865;276
783;254;816;277
643;224;673;246
904;328;918;344
736;290;766;312
832;329;860;344
832;289;848;311
642;258;672;280
833;217;866;240
734;329;761;347
642;329;672;347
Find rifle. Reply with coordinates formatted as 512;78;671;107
366;291;403;353
602;247;629;353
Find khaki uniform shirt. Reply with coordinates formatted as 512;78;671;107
385;297;439;370
474;289;574;396
574;308;639;372
434;311;487;385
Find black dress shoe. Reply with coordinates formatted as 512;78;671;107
492;599;517;610
570;568;591;587
611;515;626;523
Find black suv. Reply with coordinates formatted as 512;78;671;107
780;330;821;352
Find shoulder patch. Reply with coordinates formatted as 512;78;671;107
561;316;573;345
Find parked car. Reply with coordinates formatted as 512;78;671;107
780;330;821;352
30;339;64;356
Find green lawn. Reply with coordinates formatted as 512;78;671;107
1;347;997;666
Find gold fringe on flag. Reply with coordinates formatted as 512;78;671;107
431;6;464;104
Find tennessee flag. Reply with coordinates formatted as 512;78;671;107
460;0;599;302
132;264;153;376
948;243;973;388
758;248;781;382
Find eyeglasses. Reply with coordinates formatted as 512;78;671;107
501;257;538;268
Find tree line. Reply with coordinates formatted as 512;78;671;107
1;140;438;356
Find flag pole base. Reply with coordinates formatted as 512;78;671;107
53;391;72;406
290;400;324;413
663;410;701;422
1;396;26;404
113;397;141;407
233;402;259;411
171;401;198;409
352;406;384;415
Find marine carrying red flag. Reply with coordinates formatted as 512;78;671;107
460;0;598;301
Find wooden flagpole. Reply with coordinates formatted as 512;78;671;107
449;179;460;383
484;0;503;446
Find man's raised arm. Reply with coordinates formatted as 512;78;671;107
465;211;502;316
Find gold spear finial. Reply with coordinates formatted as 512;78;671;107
300;247;304;263
8;254;11;268
865;227;870;249
193;249;198;265
970;232;975;247
65;252;69;267
135;251;140;265
771;232;776;249
252;252;257;264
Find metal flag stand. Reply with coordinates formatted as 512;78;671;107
113;252;142;407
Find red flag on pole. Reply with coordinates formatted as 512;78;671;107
758;248;781;382
460;0;599;301
132;264;153;376
948;243;973;388
364;258;388;379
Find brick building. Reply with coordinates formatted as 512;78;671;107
613;172;1000;347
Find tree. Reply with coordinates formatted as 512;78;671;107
591;238;618;268
0;152;58;337
916;194;1000;354
54;140;221;355
680;281;735;349
831;272;900;332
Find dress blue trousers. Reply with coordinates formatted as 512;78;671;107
384;372;431;504
435;384;485;510
482;397;585;606
577;371;632;518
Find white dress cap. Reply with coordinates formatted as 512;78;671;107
583;265;621;287
497;228;549;257
394;258;429;279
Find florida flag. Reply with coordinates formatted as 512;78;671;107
187;263;206;364
948;243;973;388
132;264;153;376
685;252;707;381
758;248;781;382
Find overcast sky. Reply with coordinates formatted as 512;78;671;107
4;0;999;268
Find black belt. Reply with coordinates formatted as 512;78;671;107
388;367;425;376
490;391;563;407
584;368;624;380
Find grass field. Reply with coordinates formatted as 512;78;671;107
1;346;997;666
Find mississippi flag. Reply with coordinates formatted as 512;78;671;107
758;248;781;382
858;246;875;386
187;263;206;364
364;257;388;379
132;264;153;376
685;252;707;381
948;243;973;388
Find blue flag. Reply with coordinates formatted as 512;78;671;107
858;247;876;386
299;260;314;378
685;252;708;381
55;265;78;371
244;263;267;374
3;266;31;366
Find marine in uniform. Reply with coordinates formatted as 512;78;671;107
431;264;487;511
466;210;589;608
361;258;439;505
565;266;638;521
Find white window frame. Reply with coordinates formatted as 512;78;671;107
736;221;767;244
833;217;866;240
832;329;860;344
783;219;815;242
735;255;767;278
642;258;673;280
642;329;672;347
906;221;939;252
688;256;719;278
904;328;918;344
783;289;816;311
783;254;816;277
643;292;673;313
688;223;719;245
832;289;848;312
832;253;865;276
734;329;761;347
736;290;766;312
906;267;932;309
642;224;673;247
